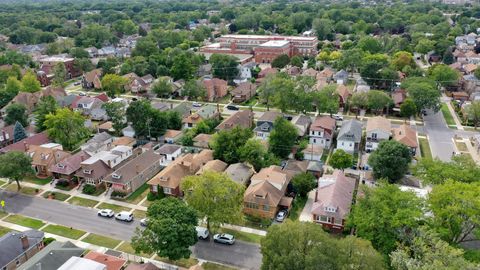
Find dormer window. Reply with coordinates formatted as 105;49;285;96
83;169;92;174
57;164;65;169
112;173;121;179
325;206;336;213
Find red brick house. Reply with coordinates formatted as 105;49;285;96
203;78;228;102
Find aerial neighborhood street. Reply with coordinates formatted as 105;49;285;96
1;1;480;270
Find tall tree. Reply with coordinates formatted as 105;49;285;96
5;103;28;127
349;92;369;117
131;198;198;261
392;51;415;71
151;78;173;98
102;102;126;136
170;53;196;81
239;138;278;171
21;71;41;93
400;98;417;121
367;90;393;114
52;62;66;86
0;151;32;190
349;183;423;256
368;140;412;183
466;101;480;129
402;77;440;112
101;74;127;98
182;80;206;100
290;55;303;68
329;150;353;170
181;171;244;232
428;64;459;88
312;85;340;115
44;108;90;150
412;155;480;185
210;54;239;81
428;180;480;244
126;100;153;138
210;127;253;164
292;173;317;197
13;121;27;143
269;117;298;158
34;96;58;132
271;54;290;68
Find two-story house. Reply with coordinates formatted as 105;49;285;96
80;132;114;156
243;165;293;219
182;105;220;129
0;230;45;270
309;116;336;148
254;111;282;140
26;143;71;178
231;82;256;103
215;110;254;131
336;120;362;154
365;116;391;152
203;78;228;102
393;124;418;155
311;170;355;232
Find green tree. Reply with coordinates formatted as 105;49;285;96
210;54;239;81
5;103;28;127
239;138;278;171
466;101;480;129
34;96;58;132
350;183;424;256
102;102;126;135
13;121;27;143
400;98;417;121
357;36;382;54
428;64;459;87
402;77;441;112
166;111;182;130
52;62;66;86
182;80;206;100
97;57;119;75
271;54;290;68
21;71;41;93
5;77;22;94
112;20;137;36
329;150;353;170
415;39;435;54
126;100;153;138
292;172;316;197
290;55;303;68
44;108;90;150
412;155;480;185
75;24;114;48
210;127;253;164
269;117;298;158
132;37;159;57
70;47;89;58
152;78;172;98
74;58;94;73
170;53;196;81
261;221;385;270
131;198;198;261
312;85;340;115
368;140;412;183
391;51;415;71
367;90;393;114
0;151;32;190
349;92;368;117
101;74;128;98
390;227;478;270
428;180;480;244
181;171;244;232
313;18;334;40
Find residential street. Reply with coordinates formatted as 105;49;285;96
422;109;455;162
0;190;262;270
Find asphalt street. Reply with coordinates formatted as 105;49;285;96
0;190;262;270
422;109;455;162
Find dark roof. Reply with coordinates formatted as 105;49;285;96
337;120;362;142
103;150;162;185
258;111;281;122
0;132;50;153
18;241;84;270
0;230;44;268
125;262;161;270
156;144;182;155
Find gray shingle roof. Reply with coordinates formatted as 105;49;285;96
0;230;44;268
337;120;362;143
18;241;85;270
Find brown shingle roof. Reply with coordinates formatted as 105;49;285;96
112;136;136;147
258;111;281;122
49;150;90;175
392;124;418;148
216;110;253;131
164;129;182;139
104;150;161;185
84;251;126;270
311;116;336;133
366;116;391;133
83;69;102;83
196;159;228;175
245;165;291;207
0;132;50;153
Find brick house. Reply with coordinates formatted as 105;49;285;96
231;82;256;103
0;230;44;270
203;78;228;102
243;165;293;219
49;150;90;182
311;170;355;232
215;110;254;131
26;143;71;178
37;55;81;86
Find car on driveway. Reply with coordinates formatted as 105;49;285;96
275;210;288;222
78;91;86;96
97;209;114;218
140;218;148;227
332;114;344;121
213;233;235;245
115;211;133;222
192;102;202;107
226;105;239;111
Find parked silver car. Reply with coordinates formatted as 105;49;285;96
213;233;235;245
97;209;114;218
275;210;288;222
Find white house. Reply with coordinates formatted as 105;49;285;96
156;144;182;166
309;116;336;148
336;120;362;154
365;116;391;152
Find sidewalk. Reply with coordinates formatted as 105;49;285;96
445;100;464;130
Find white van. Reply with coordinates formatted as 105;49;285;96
115;211;133;222
196;226;209;240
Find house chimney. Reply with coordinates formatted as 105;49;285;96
20;235;29;249
135;164;140;173
24;141;29;151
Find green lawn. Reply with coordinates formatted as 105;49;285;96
43;192;70;201
132;210;146;219
67;196;99;208
0;211;8;219
156;256;199;268
242;97;258;107
0;179;6;187
203;262;238;270
441;103;456;127
288;196;308;221
83;185;106;196
97;202;130;213
419;137;432;159
0;226;11;237
42;224;86;239
23;175;52;185
116;242;152;257
217;228;264;244
5;214;45;229
82;233;122;249
124;183;149;204
5;184;42;196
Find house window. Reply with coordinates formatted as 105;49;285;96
371;133;377;139
334;218;343;225
163;187;172;194
83;169;92;174
246;202;258;209
263;205;270;211
318;215;328;222
313;138;316;143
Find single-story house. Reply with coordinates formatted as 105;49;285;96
193;134;212;149
49;151;90;182
224;162;255;185
156;144;182;166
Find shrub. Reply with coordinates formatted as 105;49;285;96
82;184;96;195
147;188;165;201
55;179;69;188
111;191;127;198
43;237;56;245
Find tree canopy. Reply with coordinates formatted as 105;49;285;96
368;140;412;183
44;108;91;151
0;151;32;190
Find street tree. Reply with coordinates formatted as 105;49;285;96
101;74;128;98
269;117;298;158
131;198;198;261
34;96;58;132
400;98;417;121
182;80;206;100
428;180;480;244
170;53;196;81
349;183;424;256
44;108;90;151
312;85;340;115
428;64;459;87
402;77;441;112
52;62;66;86
271;54;290;69
102;102;126;136
21;71;41;93
239;138;278;171
368;140;412;183
151;78;172;98
258;74;278;111
329;149;353;170
210;127;253;164
292;172;317;197
271;75;296;112
13;121;27;143
391;51;415;71
367;90;393;114
349;92;368;117
415;39;435;54
210;54;239;81
126;100;152;138
466;101;480;129
181;171;244;232
0;151;32;190
412;155;480;184
5;103;28;127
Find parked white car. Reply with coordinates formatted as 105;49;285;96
140;218;148;227
115;211;133;222
196;226;209;240
275;210;288;222
97;209;114;218
213;233;235;245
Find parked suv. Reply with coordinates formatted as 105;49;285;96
213;233;235;245
115;211;133;222
97;209;114;218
